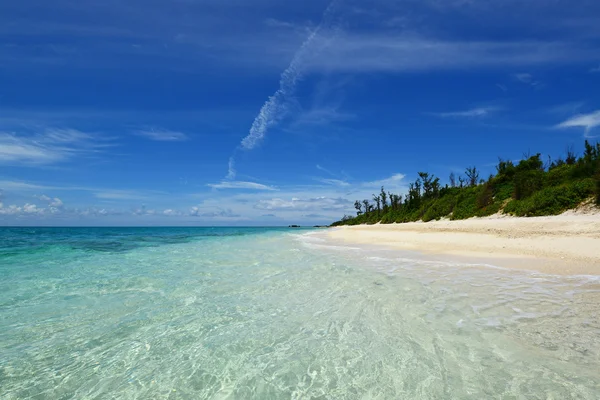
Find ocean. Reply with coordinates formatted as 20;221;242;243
1;227;599;399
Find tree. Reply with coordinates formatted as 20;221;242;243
449;172;456;188
373;194;381;215
380;187;388;212
465;167;479;187
566;146;577;165
595;161;600;206
362;200;370;216
418;172;438;199
354;200;363;216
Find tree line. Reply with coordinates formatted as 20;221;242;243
332;140;600;226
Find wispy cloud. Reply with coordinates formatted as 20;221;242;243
239;1;340;152
227;157;236;180
134;128;188;141
36;194;64;208
207;181;277;191
511;72;543;88
0;179;163;203
254;196;352;211
317;178;350;187
556;110;600;138
307;37;598;73
363;173;406;188
431;107;500;118
289;106;355;128
0;180;55;191
93;190;150;200
590;65;600;73
190;207;241;218
316;164;335;176
221;1;342;181
546;102;585;116
0;128;111;166
264;18;297;30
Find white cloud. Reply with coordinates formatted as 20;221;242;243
163;209;180;216
189;206;242;219
239;1;340;151
94;190;148;200
363;173;406;188
590;65;600;73
0;204;22;215
556;110;600;138
0;133;64;164
316;164;334;175
132;205;156;216
23;204;42;214
513;73;533;83
49;198;64;208
134;128;188;141
36;194;65;208
0;128;110;166
317;178;350;187
254;196;352;211
547;102;586;116
0;180;54;191
307;37;597;73
227;157;236;179
511;72;543;88
207;181;277;191
264;18;297;30
431;107;499;118
290;106;355;128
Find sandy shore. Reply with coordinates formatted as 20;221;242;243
327;214;600;275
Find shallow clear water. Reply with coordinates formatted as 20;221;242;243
1;227;599;399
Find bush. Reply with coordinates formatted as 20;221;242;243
504;179;594;216
513;170;544;200
476;183;494;209
451;189;478;220
595;163;600;206
422;195;456;222
545;164;575;187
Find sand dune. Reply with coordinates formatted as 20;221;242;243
327;214;600;275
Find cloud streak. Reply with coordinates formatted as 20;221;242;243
224;0;341;181
207;181;277;191
239;0;340;152
431;107;500;118
556;110;600;138
134;128;188;141
0;128;111;166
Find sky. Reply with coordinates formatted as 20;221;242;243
1;0;600;226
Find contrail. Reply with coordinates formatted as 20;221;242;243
227;0;341;179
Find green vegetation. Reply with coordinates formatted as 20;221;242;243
332;140;600;226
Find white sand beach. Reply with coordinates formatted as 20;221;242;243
327;214;600;275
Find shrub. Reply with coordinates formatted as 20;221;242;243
595;163;600;206
504;179;594;216
513;170;544;200
422;195;456;222
451;189;478;220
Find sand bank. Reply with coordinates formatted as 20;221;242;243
327;214;600;275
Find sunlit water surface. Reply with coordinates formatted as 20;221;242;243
1;227;599;399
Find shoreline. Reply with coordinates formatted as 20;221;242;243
325;214;600;276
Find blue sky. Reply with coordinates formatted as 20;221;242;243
1;0;600;226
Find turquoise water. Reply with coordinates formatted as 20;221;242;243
1;227;599;399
